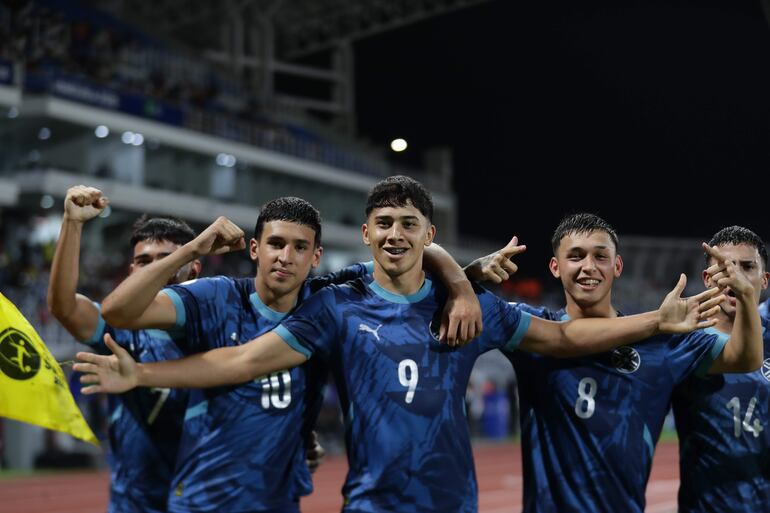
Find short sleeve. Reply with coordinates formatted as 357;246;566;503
304;262;374;295
162;277;229;354
81;301;108;346
669;328;729;382
275;287;340;360
474;292;532;354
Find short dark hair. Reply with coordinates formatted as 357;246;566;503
253;197;322;247
551;213;619;254
130;215;197;248
365;175;433;222
706;226;767;270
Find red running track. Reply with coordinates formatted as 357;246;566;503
0;441;679;513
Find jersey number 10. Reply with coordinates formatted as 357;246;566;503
259;371;292;409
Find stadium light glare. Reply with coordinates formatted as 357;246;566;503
216;153;237;167
40;195;54;209
95;125;110;138
121;131;135;144
390;138;408;152
132;133;144;146
7;107;18;119
38;127;51;141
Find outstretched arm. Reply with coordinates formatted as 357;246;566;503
423;243;482;346
705;243;764;374
74;330;306;393
47;186;108;341
101;216;246;329
519;274;724;357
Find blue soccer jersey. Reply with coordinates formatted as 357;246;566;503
85;307;188;513
505;305;728;513
162;263;371;513
275;277;532;513
672;318;770;512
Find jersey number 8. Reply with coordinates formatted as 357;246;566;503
575;377;597;419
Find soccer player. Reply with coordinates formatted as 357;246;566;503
671;226;770;512
465;213;763;513
47;185;200;513
75;177;723;513
80;193;483;513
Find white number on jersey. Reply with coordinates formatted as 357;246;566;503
147;387;171;425
398;359;419;404
574;377;597;419
726;396;764;438
258;371;292;409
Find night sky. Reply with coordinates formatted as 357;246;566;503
355;0;770;278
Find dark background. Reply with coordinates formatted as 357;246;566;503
355;0;770;279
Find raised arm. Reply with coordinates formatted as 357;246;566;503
705;243;764;374
519;274;724;357
424;243;484;345
47;186;108;341
101;216;245;329
463;235;526;284
74;330;306;393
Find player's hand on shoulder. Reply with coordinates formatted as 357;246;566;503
64;185;109;223
657;273;724;333
440;283;483;347
464;235;525;284
73;333;139;394
189;216;246;257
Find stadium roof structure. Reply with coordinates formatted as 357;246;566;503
87;0;492;132
91;0;492;58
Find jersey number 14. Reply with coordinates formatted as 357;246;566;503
726;396;764;438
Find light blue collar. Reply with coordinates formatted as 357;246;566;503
249;291;292;322
368;278;433;304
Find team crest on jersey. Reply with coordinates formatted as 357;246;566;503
762;358;770;383
611;346;640;374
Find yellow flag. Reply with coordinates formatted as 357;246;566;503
0;292;99;446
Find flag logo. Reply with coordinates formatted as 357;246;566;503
0;327;41;380
0;293;98;445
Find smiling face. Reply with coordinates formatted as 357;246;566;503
251;220;322;299
703;243;769;319
362;201;435;287
549;229;623;313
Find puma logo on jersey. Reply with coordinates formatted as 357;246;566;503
762;358;770;383
358;323;383;341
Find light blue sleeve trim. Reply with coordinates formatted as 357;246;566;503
161;289;186;329
83;302;107;345
274;324;312;359
108;403;123;425
363;261;374;273
642;424;655;459
503;311;533;352
184;401;209;421
695;328;729;377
